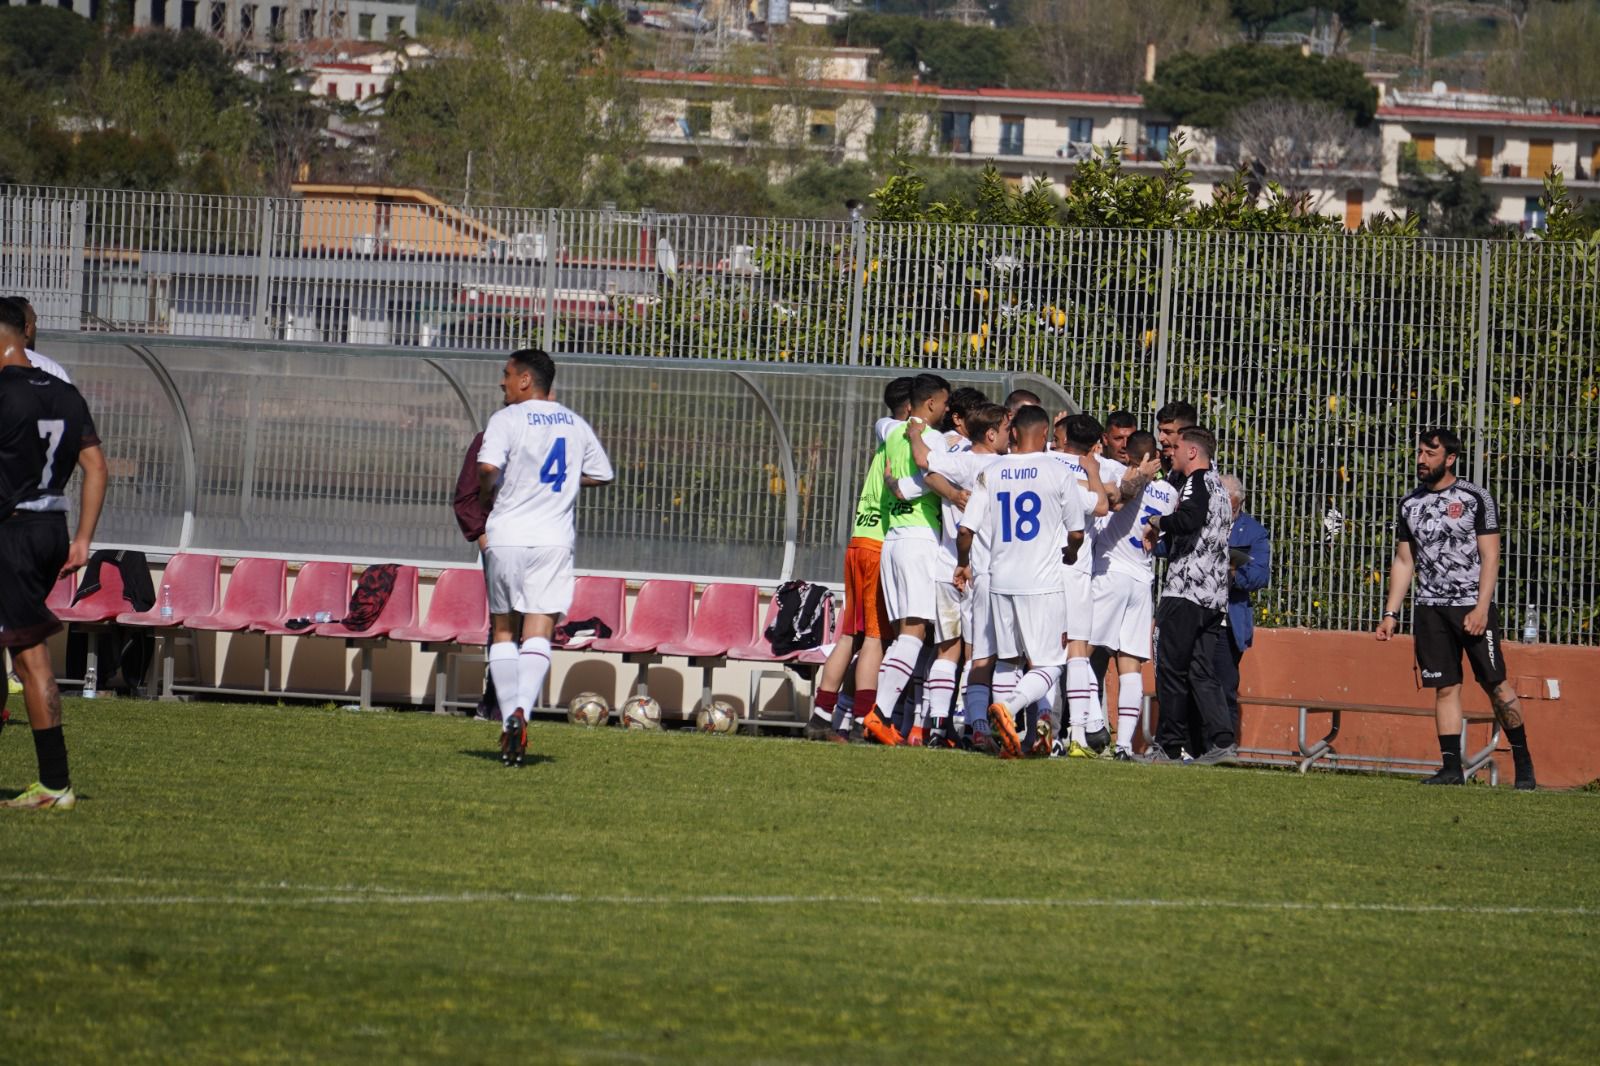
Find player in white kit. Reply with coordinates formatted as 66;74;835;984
1046;414;1116;756
478;349;614;765
1089;431;1176;760
957;405;1087;759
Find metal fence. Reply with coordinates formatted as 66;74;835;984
4;185;1598;643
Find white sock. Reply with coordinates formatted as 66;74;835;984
1085;674;1106;735
1066;656;1093;745
953;659;973;731
518;637;552;716
963;680;992;733
925;659;958;729
873;634;924;720
488;642;521;730
1006;665;1062;714
1116;671;1143;752
993;661;1021;706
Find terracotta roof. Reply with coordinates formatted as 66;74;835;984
630;69;1142;106
1378;104;1600;128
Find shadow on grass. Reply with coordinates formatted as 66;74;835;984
457;749;554;767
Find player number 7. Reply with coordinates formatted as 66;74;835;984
37;419;64;489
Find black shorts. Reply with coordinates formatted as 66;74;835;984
0;512;69;650
1413;604;1507;689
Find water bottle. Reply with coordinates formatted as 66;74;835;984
159;583;173;620
82;665;97;700
314;610;333;624
1522;604;1538;644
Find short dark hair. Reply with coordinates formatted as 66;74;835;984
911;372;951;408
947;386;987;422
1179;425;1216;458
884;376;914;413
1011;403;1050;435
1125;430;1157;463
1004;388;1042;412
1156;400;1198;427
965;402;1008;442
509;348;555;393
1063;413;1103;450
1105;410;1137;432
0;298;26;335
1419;427;1461;457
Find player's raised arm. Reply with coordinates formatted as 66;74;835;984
63;444;106;577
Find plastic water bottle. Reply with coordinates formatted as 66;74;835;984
82;665;97;700
314;610;333;624
1522;604;1538;644
159;583;173;620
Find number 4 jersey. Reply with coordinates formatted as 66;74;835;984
479;399;613;550
962;453;1087;595
0;365;99;517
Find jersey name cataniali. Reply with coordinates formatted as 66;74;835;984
1093;478;1179;581
479;399;613;550
963;454;1087;596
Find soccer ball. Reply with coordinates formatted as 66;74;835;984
695;699;738;735
567;692;610;728
621;695;663;731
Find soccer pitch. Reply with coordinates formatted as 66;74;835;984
3;700;1597;1064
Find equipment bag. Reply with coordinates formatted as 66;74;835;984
764;581;834;656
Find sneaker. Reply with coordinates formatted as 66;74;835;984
1513;750;1537;791
1065;740;1096;759
906;726;926;748
1194;743;1239;766
986;703;1021;760
6;672;20;695
2;782;76;811
970;730;1001;756
1112;748;1135;762
1085;726;1111;754
862;708;903;747
1139;746;1179;765
1420;765;1465;786
1179;747;1196;765
803;716;836;742
501;711;528;767
1027;716;1053;758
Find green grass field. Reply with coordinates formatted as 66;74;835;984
3;699;1598;1064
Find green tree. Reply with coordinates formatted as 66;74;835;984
1143;44;1378;129
1487;0;1600;111
832;14;1033;89
1231;0;1303;39
1391;145;1507;238
0;6;97;95
1017;0;1230;94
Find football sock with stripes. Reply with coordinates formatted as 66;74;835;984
32;725;69;791
488;642;522;730
963;680;992;734
517;637;552;717
1085;674;1106;736
872;634;924;721
924;659;959;731
1115;672;1143;752
1006;665;1062;716
812;688;838;725
1065;656;1093;745
992;661;1021;707
953;659;973;731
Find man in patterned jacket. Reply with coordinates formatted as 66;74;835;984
1142;426;1237;765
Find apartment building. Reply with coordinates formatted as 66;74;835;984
634;65;1600;231
1;0;416;44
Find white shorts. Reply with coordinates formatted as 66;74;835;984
1061;566;1094;642
485;545;575;617
1090;570;1154;660
934;581;963;644
965;572;997;660
879;536;939;623
992;592;1067;668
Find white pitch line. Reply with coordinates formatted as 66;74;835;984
0;887;1592;918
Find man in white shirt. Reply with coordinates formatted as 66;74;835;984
1046;414;1115;755
477;349;613;765
0;298;69;384
1089;431;1174;759
956;405;1087;759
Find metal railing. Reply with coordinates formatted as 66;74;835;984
4;185;1597;643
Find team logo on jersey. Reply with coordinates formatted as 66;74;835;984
1446;501;1464;519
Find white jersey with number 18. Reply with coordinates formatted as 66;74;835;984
479;399;613;550
964;454;1086;596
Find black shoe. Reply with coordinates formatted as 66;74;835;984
802;716;835;742
1112;748;1135;762
1513;752;1537;791
1194;743;1239;766
502;711;526;767
1085;726;1111;754
1420;766;1465;786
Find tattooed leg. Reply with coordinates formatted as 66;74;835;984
1489;680;1525;731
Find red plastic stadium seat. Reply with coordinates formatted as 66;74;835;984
728;593;792;663
46;574;76;613
55;566;128;624
658;583;760;660
314;565;418;639
561;576;627;650
390;568;488;645
253;562;352;635
188;558;288;633
592;579;692;655
117;553;221;627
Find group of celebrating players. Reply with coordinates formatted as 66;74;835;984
803;373;1232;762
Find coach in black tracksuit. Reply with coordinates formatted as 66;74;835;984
1144;426;1237;764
